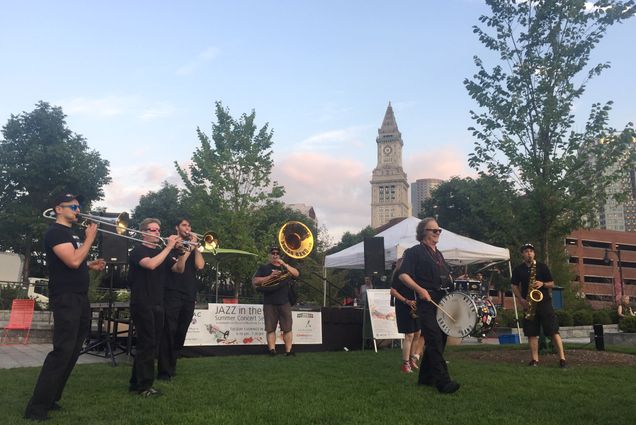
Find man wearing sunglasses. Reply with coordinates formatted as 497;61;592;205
25;193;106;421
399;217;460;394
252;246;299;356
127;218;184;397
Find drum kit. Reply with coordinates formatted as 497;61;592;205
435;278;497;339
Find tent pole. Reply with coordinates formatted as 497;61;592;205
509;261;521;338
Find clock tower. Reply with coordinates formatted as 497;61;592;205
370;102;410;228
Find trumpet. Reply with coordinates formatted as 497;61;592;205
42;209;174;249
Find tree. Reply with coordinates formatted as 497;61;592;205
175;102;292;297
464;0;636;260
0;101;111;279
131;182;184;230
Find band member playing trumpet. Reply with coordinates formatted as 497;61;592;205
390;257;424;374
158;218;205;381
399;218;460;394
511;243;566;368
252;246;299;356
128;218;184;396
25;193;106;421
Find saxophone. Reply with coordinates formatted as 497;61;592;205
524;260;544;320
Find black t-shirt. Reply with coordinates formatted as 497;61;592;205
165;251;199;301
44;223;90;297
511;261;553;300
128;245;176;306
400;243;450;291
254;263;295;305
391;269;416;301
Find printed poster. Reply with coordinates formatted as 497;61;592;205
184;303;322;346
366;289;403;340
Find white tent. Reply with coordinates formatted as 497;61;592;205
324;216;510;269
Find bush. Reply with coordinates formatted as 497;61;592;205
618;316;636;333
0;284;27;309
572;309;593;326
496;308;518;328
592;309;612;325
555;309;573;326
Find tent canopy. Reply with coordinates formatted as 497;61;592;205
324;216;509;270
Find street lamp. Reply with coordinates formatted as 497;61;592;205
603;247;624;303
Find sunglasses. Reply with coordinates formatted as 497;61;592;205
270;251;281;255
426;228;442;234
60;204;80;211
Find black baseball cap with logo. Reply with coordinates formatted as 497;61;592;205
520;243;535;252
269;246;281;254
52;193;84;208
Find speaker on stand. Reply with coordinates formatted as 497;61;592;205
81;216;129;365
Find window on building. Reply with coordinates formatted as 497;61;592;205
583;275;613;284
565;238;577;246
581;240;612;249
582;258;611;266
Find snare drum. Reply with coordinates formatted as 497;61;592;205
435;292;497;338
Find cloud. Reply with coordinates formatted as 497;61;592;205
176;46;221;76
59;95;176;121
404;147;474;181
296;126;369;152
94;163;182;213
273;152;371;239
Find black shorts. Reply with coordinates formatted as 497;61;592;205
395;302;420;334
522;302;559;337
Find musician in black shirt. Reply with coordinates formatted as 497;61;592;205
25;193;106;421
399;218;460;394
252;246;299;356
128;218;183;396
158;218;204;380
511;243;566;368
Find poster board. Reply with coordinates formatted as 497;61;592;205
365;289;403;340
184;303;322;346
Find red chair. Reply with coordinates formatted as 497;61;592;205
222;298;238;304
1;299;36;345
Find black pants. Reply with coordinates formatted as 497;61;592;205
158;294;195;378
25;293;90;417
130;303;164;391
416;291;451;389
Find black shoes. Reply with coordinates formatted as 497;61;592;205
49;402;62;411
24;411;49;422
268;349;277;356
559;359;567;369
285;351;296;357
438;381;461;394
157;374;172;381
528;360;539;367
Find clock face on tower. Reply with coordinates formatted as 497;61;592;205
383;145;393;155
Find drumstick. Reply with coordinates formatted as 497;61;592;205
429;299;456;322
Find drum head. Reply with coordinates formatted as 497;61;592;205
436;292;478;338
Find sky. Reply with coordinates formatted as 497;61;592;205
1;1;635;244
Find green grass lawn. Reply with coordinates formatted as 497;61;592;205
2;345;635;425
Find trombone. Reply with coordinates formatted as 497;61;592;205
42;208;167;248
184;231;220;254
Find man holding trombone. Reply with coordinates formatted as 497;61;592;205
25;193;106;421
127;218;185;397
158;218;205;381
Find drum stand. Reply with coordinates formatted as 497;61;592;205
80;264;128;366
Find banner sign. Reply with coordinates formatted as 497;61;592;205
366;289;403;340
184;303;322;346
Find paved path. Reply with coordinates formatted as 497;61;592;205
0;344;125;369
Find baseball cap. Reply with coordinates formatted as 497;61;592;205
520;243;535;252
52;193;84;208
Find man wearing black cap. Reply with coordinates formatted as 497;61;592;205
511;243;566;368
25;193;106;421
252;246;299;356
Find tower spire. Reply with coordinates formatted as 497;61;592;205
378;101;401;138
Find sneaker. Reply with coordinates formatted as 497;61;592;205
268;349;277;356
559;359;567;369
138;387;162;397
285;351;296;357
528;360;539;367
401;362;412;373
409;355;420;370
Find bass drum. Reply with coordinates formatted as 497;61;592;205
435;292;497;338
